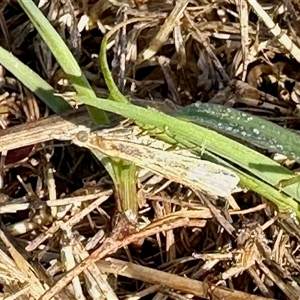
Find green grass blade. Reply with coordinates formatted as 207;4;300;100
0;46;71;113
174;103;300;163
18;0;108;123
239;171;299;216
99;17;153;104
99;24;148;216
97;19;300;215
73;95;300;205
99;36;129;104
111;161;138;213
201;152;300;217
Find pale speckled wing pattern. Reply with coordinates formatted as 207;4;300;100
73;127;240;198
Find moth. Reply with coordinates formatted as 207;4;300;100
71;126;240;198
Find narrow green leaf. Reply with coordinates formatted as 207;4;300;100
0;46;71;113
202;152;300;217
73;95;300;205
99;28;140;215
99;36;129;104
18;0;108;123
111;161;138;214
98;19;299;215
99;17;152;104
174;103;300;163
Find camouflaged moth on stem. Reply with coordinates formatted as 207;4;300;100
72;128;240;198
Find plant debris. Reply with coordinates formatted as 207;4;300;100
1;0;300;299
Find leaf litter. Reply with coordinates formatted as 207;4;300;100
1;0;300;299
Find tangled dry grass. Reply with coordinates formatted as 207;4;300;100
1;0;300;299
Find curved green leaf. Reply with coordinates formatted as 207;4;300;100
174;103;300;163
